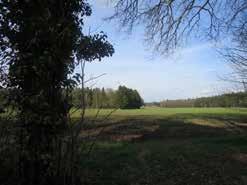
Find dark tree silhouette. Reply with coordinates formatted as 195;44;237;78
0;1;114;185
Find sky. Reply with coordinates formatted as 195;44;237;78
79;0;235;102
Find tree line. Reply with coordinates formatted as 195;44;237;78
72;85;144;109
193;92;247;108
0;85;144;110
147;92;247;108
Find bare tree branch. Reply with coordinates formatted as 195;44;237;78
109;0;247;87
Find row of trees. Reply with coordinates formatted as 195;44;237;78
194;92;247;108
159;99;195;108
72;86;144;109
151;92;247;108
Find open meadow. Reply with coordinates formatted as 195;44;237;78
74;107;247;185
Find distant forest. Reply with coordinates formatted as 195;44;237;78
146;92;247;108
2;88;246;109
72;85;144;109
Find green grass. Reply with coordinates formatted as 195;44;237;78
2;107;247;184
73;107;247;118
77;108;247;184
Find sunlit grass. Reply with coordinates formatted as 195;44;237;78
72;107;247;120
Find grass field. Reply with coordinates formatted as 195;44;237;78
81;107;247;119
76;107;247;185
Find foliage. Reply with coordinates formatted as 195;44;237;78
159;99;195;108
72;87;117;108
0;1;113;185
115;86;143;109
0;88;8;112
194;92;247;107
71;86;144;109
154;92;247;108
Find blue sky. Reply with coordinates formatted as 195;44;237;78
80;0;234;102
